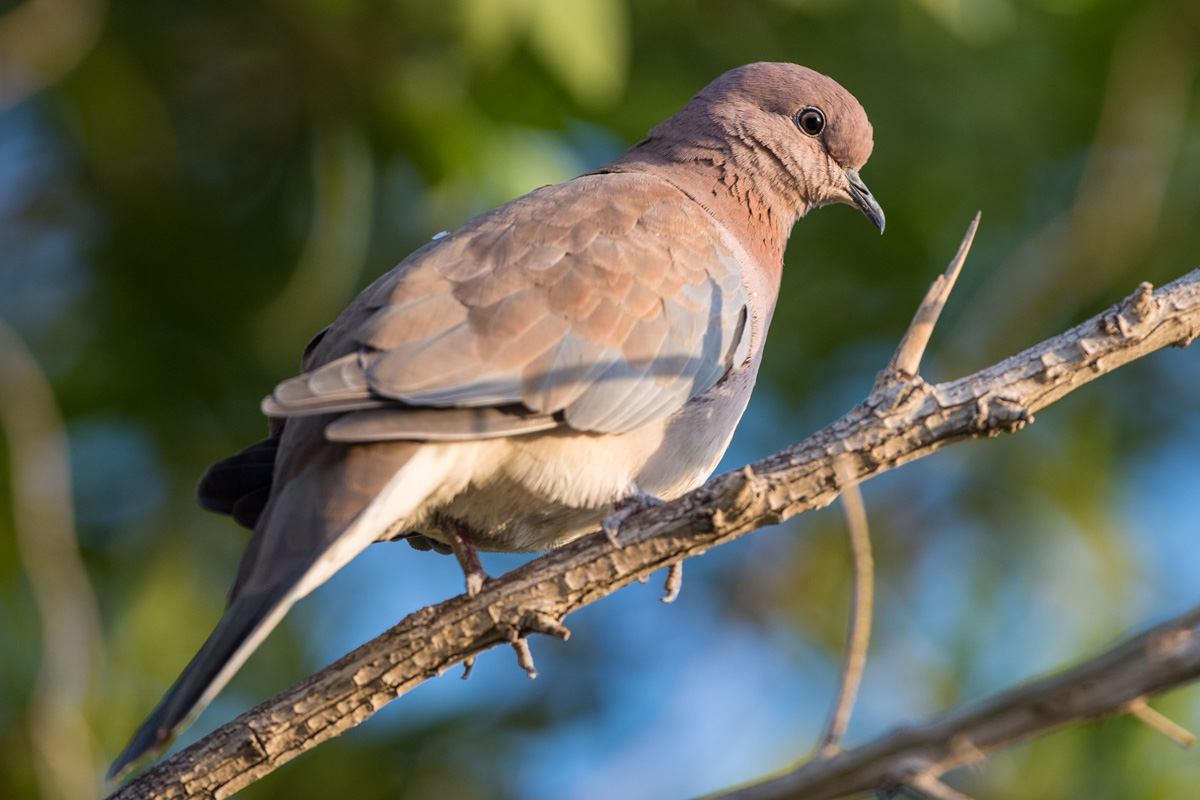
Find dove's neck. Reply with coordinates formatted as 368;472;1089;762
595;141;801;284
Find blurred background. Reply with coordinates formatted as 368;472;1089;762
1;0;1198;798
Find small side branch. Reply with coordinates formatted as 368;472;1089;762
1124;697;1197;748
888;213;980;378
709;604;1200;800
816;460;874;759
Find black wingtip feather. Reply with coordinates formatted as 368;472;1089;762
197;436;280;526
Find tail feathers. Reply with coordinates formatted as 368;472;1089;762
110;441;461;781
106;580;297;781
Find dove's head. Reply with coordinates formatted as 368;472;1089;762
646;62;885;233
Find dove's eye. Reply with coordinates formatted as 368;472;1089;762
796;107;825;136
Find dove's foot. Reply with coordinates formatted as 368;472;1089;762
438;515;489;597
601;489;664;548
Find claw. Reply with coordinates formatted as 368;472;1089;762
600;489;664;547
601;507;634;548
661;562;683;604
464;571;486;598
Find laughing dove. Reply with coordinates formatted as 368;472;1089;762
109;61;884;778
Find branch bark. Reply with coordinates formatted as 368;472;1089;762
107;265;1200;799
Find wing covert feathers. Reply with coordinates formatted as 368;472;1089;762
264;173;751;437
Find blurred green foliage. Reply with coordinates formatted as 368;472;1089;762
1;0;1199;798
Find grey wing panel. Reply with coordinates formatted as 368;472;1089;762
262;174;752;439
326;406;559;442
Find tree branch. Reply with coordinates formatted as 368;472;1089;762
710;603;1200;800
107;263;1200;799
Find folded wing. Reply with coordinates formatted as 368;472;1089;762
264;173;751;439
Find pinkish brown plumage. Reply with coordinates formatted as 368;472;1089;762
110;62;883;779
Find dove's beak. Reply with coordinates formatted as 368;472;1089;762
843;169;885;233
